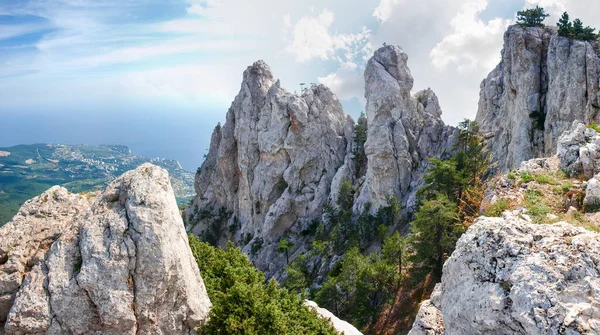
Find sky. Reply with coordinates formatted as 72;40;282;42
1;0;600;170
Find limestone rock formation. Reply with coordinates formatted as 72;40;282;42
409;214;600;334
190;48;457;277
355;45;457;213
477;25;600;172
305;300;363;335
558;120;600;179
190;61;354;264
0;164;211;334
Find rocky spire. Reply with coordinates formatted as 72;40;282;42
354;45;456;213
190;60;355;276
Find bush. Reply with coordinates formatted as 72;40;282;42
188;236;338;335
507;172;516;180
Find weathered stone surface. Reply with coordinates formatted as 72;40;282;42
477;25;600;172
189;60;355;275
355;45;457;214
0;186;90;326
584;175;600;212
1;164;211;334
558;120;600;179
414;214;600;334
305;300;363;335
407;285;444;335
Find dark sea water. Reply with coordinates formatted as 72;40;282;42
0;103;225;171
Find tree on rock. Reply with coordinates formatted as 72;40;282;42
557;12;572;36
556;12;598;41
516;6;549;27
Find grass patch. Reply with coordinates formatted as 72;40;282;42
553;181;573;195
519;172;534;184
535;173;558;185
507;172;516;180
484;199;512;217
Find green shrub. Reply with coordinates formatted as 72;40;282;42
506;172;516;180
519;172;534;184
484;199;511;217
188;236;338;335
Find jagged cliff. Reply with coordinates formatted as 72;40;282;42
477;25;600;172
189;45;456;276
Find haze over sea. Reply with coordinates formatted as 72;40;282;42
0;102;222;171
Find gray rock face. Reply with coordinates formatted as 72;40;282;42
1;164;211;334
355;45;457;213
409;214;600;334
305;300;363;335
407;285;444;335
190;60;355;273
558;120;600;179
584;176;600;212
476;25;600;172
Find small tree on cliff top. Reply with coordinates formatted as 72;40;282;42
516;6;549;27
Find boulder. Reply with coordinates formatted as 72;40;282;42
558;120;600;179
1;164;211;334
409;214;600;334
305;300;363;335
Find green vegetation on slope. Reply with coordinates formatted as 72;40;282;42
0;144;195;225
188;236;338;335
283;119;489;332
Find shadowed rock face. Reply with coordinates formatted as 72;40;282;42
0;164;211;334
409;213;600;335
477;25;600;172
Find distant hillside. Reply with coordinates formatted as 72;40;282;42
0;143;195;225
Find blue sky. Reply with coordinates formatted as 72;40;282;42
1;0;599;170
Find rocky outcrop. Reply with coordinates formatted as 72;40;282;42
477;25;600;172
409;214;600;334
0;164;211;334
558;120;600;179
407;285;444;335
355;46;457;213
189;60;355;274
190;47;457;277
305;300;363;335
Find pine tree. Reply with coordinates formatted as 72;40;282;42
409;193;462;279
573;18;584;37
516;6;549;27
557;12;572;36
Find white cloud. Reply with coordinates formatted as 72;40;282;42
186;0;221;16
318;71;365;103
285;9;337;62
430;0;511;72
373;0;401;22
